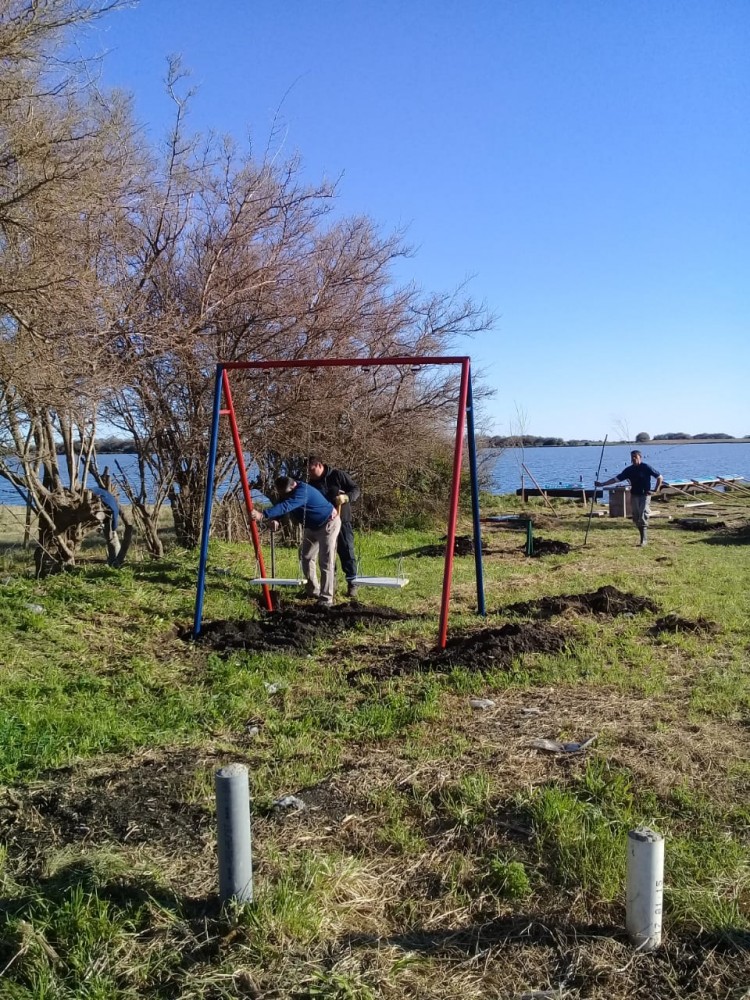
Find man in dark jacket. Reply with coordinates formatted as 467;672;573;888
251;476;340;606
307;456;361;597
597;450;663;546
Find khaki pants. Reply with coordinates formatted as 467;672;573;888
301;517;342;604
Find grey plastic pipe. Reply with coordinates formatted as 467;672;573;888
626;828;664;950
215;763;253;903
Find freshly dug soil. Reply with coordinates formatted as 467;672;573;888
504;585;659;619
651;613;718;635
350;621;570;681
0;749;214;865
674;518;727;531
189;603;411;654
528;537;572;556
406;534;478;558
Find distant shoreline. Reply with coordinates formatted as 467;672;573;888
483;438;750;448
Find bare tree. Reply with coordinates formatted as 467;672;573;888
0;0;142;571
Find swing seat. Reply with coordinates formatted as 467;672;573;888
351;575;409;588
249;577;306;587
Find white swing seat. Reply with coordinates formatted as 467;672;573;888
351;576;409;588
249;577;306;587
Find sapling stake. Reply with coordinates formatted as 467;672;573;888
584;435;608;545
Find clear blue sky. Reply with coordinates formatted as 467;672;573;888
85;0;749;439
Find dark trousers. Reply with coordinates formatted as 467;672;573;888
337;520;357;581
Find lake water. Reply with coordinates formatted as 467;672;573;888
483;442;750;495
1;442;748;505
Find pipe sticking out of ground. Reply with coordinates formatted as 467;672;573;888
216;763;253;904
626;827;664;950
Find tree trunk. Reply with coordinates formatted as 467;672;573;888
169;465;207;549
169;485;204;549
34;490;107;577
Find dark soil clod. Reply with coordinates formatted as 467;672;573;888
674;518;727;531
187;603;412;653
527;537;572;556
503;585;659;619
350;622;570;681
404;534;479;558
651;613;718;635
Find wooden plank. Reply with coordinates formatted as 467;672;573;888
520;463;559;517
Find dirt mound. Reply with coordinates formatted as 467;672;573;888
405;534;478;558
504;585;659;619
651;613;718;635
674;518;727;531
190;603;411;653
351;622;569;681
528;537;572;556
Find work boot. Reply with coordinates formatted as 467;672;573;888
346;581;359;599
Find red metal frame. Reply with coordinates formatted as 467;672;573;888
214;356;472;647
221;370;274;612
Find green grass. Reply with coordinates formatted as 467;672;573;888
1;496;749;998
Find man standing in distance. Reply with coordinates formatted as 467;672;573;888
307;456;361;598
597;450;663;546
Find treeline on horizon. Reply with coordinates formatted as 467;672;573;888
35;430;745;455
483;432;744;448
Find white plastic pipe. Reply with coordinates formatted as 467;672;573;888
215;763;253;904
626;827;664;950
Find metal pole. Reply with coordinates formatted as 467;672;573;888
222;355;470;372
194;366;224;637
438;359;471;649
221;370;273;611
215;763;253;904
584;435;608;546
465;373;486;618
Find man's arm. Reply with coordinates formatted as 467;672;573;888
252;491;304;522
264;495;303;519
338;470;360;504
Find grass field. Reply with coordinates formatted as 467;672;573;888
0;497;748;999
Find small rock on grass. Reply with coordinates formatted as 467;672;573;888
470;698;496;711
529;735;596;754
273;795;306;811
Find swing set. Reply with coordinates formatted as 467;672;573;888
193;356;486;649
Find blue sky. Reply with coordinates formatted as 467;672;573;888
85;1;749;438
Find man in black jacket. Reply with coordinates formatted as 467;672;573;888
597;450;663;546
307;456;361;597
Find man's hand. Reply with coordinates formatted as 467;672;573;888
250;509;264;522
329;507;339;520
334;493;349;506
269;519;280;531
